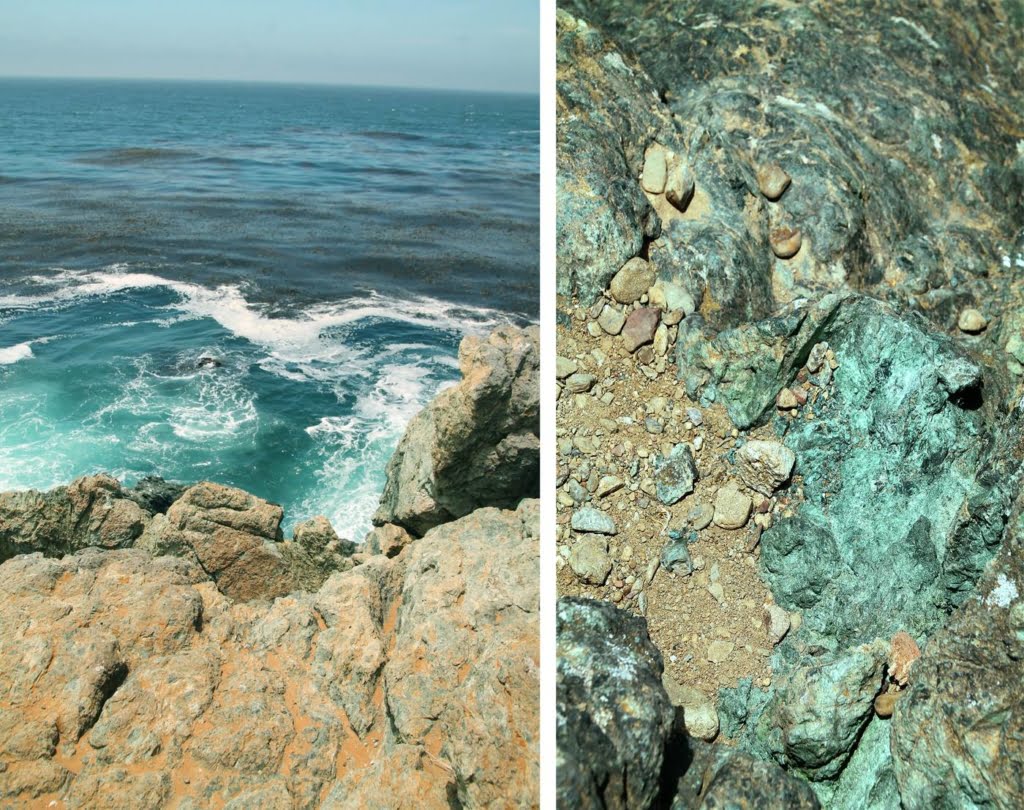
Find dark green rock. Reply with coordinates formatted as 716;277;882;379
561;0;1024;329
557;597;676;809
759;296;1012;652
891;455;1024;809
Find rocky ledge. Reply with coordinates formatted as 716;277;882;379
0;325;540;808
557;1;1023;808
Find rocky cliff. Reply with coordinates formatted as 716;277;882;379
0;325;540;809
557;2;1024;808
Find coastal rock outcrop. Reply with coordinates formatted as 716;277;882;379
0;501;539;808
0;474;149;562
0;322;540;807
374;324;540;537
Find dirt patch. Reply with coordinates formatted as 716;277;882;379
556;298;805;703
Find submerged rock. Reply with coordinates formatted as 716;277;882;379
374;325;539;537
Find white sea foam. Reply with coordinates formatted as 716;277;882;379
0;342;33;365
2;266;517;373
0;264;526;542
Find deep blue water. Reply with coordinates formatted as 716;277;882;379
0;79;538;540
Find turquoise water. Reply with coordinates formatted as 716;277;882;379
0;80;538;540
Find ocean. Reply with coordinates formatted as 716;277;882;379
0;78;538;541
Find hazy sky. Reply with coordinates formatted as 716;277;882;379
0;1;538;93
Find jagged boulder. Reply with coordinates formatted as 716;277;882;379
673;744;819;810
557;597;676;809
0;501;540;808
0;474;149;562
125;475;188;515
137;482;339;601
558;597;822;809
374;325;540;537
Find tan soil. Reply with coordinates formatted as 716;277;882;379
556;299;806;703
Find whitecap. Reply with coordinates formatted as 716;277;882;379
0;342;34;365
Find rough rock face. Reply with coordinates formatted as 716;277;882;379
707;293;1018;803
557;597;675;809
558;0;1024;330
0;501;540;809
557;597;820;809
891;472;1024;809
137;482;345;602
558;2;1024;805
374;324;540;536
673;745;819;810
0;474;149;562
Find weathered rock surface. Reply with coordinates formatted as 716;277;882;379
560;0;1023;330
0;474;150;562
137;482;336;602
558;0;1024;806
557;597;675;809
557;597;821;809
891;481;1024;809
672;745;820;810
374;324;540;537
0;501;540;808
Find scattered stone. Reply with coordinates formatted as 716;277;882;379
957;308;987;334
641;144;668;193
649;280;697;317
564;373;597;394
569;535;613;585
597;304;626;335
776;388;799;410
665;157;695;211
707;640;735;663
663;676;720;742
653;323;669;356
806;341;830;373
609;258;656;304
556;356;578;379
713;485;752;530
736;440;796;495
757;164;792;200
660;538;692;575
888;631;921;686
686;408;703;426
770;227;802;259
595;475;624;498
764;604;791;645
622;307;660;352
687;503;714;531
571;506;617;535
652;444;698;505
874;691;898;719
